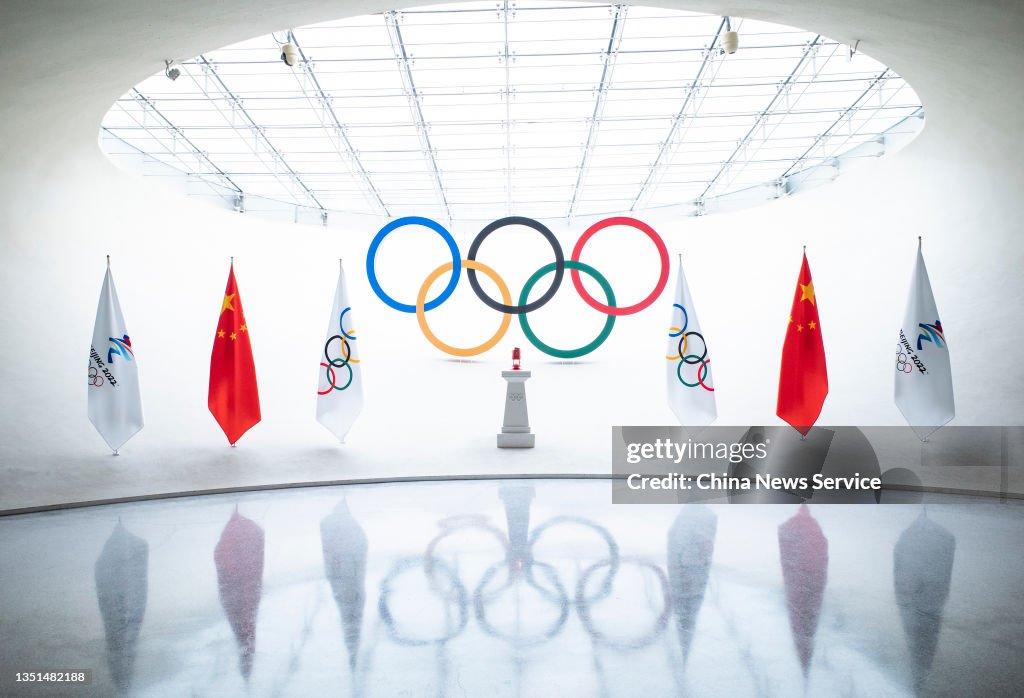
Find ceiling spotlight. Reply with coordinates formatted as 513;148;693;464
281;43;299;67
164;60;180;81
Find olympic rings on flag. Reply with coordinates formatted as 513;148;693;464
416;260;513;357
367;215;669;358
666;303;713;391
319;306;360;394
518;261;616;359
88;366;103;387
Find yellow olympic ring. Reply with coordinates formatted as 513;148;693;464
665;328;688;360
416;260;512;357
349;330;360;363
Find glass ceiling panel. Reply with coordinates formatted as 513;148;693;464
100;1;922;221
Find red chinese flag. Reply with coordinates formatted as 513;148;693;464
209;263;261;444
777;253;828;435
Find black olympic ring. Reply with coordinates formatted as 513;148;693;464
378;555;469;646
678;331;708;365
324;334;353;368
466;216;565;314
575;557;671;651
527;516;620;604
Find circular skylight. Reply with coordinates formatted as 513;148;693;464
100;2;923;222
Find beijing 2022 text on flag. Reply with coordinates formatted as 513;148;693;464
88;259;144;452
895;239;954;439
777;251;828;435
665;255;716;427
209;261;261;445
316;260;364;442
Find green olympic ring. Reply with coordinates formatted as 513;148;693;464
518;261;616;359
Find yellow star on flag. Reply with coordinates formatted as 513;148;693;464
221;293;236;313
809;320;817;330
799;281;816;305
230;332;237;341
797;324;804;332
240;324;247;333
217;330;225;338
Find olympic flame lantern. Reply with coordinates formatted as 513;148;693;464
512;347;521;370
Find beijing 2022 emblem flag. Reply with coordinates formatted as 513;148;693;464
316;260;364;442
895;239;954;439
88;258;144;452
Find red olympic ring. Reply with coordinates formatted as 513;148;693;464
569;216;670;316
318;362;336;395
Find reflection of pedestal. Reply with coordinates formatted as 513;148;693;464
498;370;535;448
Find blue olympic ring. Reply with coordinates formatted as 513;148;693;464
366;216;461;313
668;303;688;337
339;306;356;340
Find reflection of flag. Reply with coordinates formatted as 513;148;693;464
895;240;954;440
214;510;265;680
316;260;364;442
88;260;144;451
666;257;716;427
777;252;828;435
209;262;261;445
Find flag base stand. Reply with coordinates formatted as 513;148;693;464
498;370;535;449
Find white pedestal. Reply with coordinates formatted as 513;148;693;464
498;370;535;448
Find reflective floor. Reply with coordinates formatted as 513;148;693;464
1;480;1022;697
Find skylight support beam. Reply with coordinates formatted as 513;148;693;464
630;16;728;211
502;0;513;214
128;89;241;193
196;54;325;211
287;30;390;216
780;69;893;178
567;4;627;219
697;35;822;201
386;11;452;220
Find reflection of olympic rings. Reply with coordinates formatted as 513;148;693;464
474;561;570;646
377;510;679;650
367;215;669;358
378;556;468;646
528;516;620;604
576;557;671;650
88;366;103;387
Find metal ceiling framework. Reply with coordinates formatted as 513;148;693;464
100;1;923;222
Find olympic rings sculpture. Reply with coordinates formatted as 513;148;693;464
666;303;714;392
366;215;670;358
